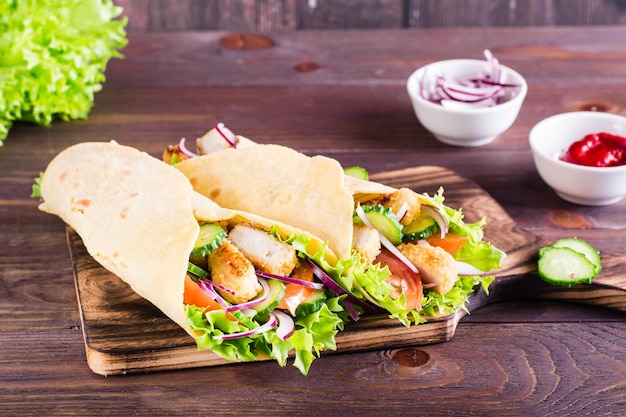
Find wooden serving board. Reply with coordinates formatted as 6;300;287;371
68;166;626;376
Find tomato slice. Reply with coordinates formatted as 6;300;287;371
425;233;468;255
375;248;423;311
183;275;236;320
277;262;314;315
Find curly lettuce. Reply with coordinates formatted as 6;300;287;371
0;0;128;144
186;231;346;376
186;298;344;376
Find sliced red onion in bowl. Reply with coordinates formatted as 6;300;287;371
440;80;502;102
419;49;520;109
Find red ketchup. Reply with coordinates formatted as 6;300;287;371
560;132;626;167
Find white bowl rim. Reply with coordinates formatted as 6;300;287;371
529;111;626;172
406;59;528;114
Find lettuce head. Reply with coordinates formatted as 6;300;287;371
0;0;128;144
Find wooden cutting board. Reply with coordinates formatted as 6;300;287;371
68;166;626;376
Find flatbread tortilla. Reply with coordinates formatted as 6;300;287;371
39;141;336;338
175;144;355;259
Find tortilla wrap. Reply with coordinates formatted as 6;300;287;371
39;141;337;339
174;144;355;260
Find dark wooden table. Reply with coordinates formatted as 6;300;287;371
2;26;625;416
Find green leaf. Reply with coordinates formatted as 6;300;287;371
31;172;44;198
0;0;128;145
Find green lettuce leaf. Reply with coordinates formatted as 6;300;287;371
433;188;507;271
186;299;344;375
0;0;128;145
185;230;346;375
338;188;504;326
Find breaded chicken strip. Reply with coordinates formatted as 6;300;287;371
208;238;262;304
227;224;298;277
371;188;421;226
397;242;458;294
352;225;381;265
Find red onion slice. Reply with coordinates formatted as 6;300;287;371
209;281;235;295
198;279;230;309
215;123;238;148
273;310;296;340
419;50;519;109
419;205;449;238
178;137;199;158
306;259;378;313
394;202;409;222
213;314;277;340
343;301;360;321
256;270;325;290
440;80;502;102
355;205;419;275
456;260;485;276
225;277;270;313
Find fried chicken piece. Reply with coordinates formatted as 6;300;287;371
227;224;297;277
208;238;261;304
352;225;381;265
370;188;421;226
162;144;190;165
397;242;458;294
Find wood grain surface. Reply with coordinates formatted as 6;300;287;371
70;165;626;376
115;0;626;32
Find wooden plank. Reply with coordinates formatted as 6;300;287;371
115;0;626;32
69;165;626;375
297;0;405;29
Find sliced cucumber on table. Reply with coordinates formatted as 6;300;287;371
537;237;601;287
543;237;602;275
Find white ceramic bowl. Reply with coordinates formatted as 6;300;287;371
529;111;626;206
406;59;527;147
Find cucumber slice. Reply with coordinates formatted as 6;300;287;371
187;262;209;278
344;166;369;180
402;211;439;242
251;279;285;317
190;223;227;257
537;247;597;287
294;288;327;318
230;310;259;329
356;205;404;245
546;238;601;274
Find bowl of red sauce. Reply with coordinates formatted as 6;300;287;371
529;111;626;206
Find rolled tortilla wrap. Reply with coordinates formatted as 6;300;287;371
38;141;338;340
